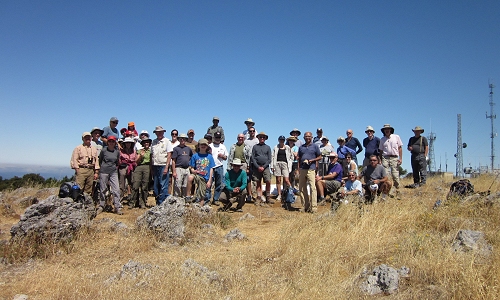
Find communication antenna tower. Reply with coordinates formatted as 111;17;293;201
428;131;436;173
456;114;464;178
486;81;496;172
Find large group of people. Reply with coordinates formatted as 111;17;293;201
70;116;429;215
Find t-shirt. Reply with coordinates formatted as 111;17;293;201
251;143;272;169
379;134;403;156
327;162;343;182
99;147;119;174
344;180;363;195
102;126;119;141
210;142;228;168
360;164;387;183
172;145;193;168
190;153;215;182
298;143;320;170
245;137;259;148
407;136;428;155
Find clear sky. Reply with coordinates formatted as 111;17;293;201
1;0;499;175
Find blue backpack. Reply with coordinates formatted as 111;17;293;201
282;187;296;204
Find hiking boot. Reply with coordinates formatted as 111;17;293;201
235;208;243;212
276;195;282;201
267;197;275;204
115;208;123;215
246;195;253;203
96;206;103;215
318;196;326;206
184;196;194;203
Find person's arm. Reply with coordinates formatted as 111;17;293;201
398;146;403;165
163;152;172;174
224;172;233;192
239;171;248;190
355;138;363;154
424;145;429;157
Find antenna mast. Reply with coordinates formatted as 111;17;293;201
456;114;464;178
486;82;496;172
428;131;436;173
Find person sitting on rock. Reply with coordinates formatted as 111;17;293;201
186;138;215;205
219;158;248;212
315;152;343;208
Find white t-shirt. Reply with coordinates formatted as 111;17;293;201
210;142;228;168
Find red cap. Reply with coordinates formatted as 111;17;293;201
108;136;117;141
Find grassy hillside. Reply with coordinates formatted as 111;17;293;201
0;175;499;299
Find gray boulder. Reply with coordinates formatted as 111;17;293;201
360;264;401;295
452;230;492;257
136;196;186;241
10;194;96;243
182;258;220;284
104;260;158;286
224;228;245;242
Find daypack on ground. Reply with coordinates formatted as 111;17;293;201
447;179;474;199
281;187;296;204
59;181;82;200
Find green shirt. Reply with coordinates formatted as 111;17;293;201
137;149;151;165
233;143;246;163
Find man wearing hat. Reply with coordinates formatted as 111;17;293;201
298;132;321;213
315;152;343;208
363;126;380;167
186;129;198;153
151;126;174;205
172;133;194;197
313;128;324;146
407;126;428;187
209;131;228;205
379;124;403;198
290;128;303;148
130;136;152;209
251;132;273;205
102;117;120;146
90;127;104;157
219;158;248;212
71;132;100;195
345;129;363;165
243;118;255;139
207;116;225;143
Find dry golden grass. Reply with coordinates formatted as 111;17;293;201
1;175;500;299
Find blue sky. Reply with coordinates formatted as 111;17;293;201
1;0;499;175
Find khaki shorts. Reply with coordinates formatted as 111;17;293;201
274;161;289;177
252;167;271;182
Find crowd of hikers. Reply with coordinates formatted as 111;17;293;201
70;117;429;214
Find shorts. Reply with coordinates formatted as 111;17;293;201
325;180;342;194
274;161;289;177
252;167;271;182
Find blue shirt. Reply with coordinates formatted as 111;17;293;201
298;143;320;170
190;153;215;182
327;162;343;182
363;136;381;158
337;145;356;159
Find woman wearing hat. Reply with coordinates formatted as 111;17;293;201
272;135;294;201
119;137;137;205
379;124;403;197
130;137;152;209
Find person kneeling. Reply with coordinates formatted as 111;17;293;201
219;159;248;212
315;152;343;210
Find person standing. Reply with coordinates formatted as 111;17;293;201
209;132;228;205
345;129;363;165
118;137;137;204
290;128;303;148
90;127;104;157
151;126;173;205
101;117;120;146
186;129;198;153
379;124;403;199
298;132;321;213
407;126;428;187
243;118;255;139
251;132;273;205
71;132;100;195
97;135;122;215
172;133;193;197
130;137;152;209
271;135;293;201
207;116;225;143
362;126;380;167
313;128;325;145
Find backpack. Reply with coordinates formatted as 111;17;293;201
281;187;296;204
59;181;82;200
447;179;474;199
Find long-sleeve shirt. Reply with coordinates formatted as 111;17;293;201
224;169;248;192
363;136;381;158
71;144;100;170
345;137;363;155
251;143;272;169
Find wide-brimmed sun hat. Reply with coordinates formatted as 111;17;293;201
412;126;424;133
153;126;166;133
365;125;375;133
289;128;301;135
380;124;395;134
244;118;255;126
257;132;268;140
232;158;243;166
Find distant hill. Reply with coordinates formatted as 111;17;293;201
0;163;74;180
